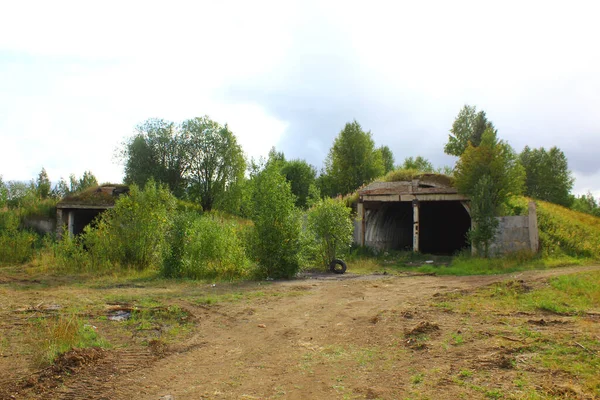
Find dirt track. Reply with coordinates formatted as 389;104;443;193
2;265;599;399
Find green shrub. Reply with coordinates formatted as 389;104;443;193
179;214;251;280
162;211;197;278
53;181;176;272
88;181;176;270
0;211;37;264
305;198;354;269
248;165;302;279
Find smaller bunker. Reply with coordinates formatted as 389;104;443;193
56;185;129;237
356;174;471;255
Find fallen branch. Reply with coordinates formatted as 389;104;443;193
499;335;525;343
574;341;597;356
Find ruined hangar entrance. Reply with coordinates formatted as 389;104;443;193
356;176;471;255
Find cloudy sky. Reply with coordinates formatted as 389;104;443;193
1;0;599;197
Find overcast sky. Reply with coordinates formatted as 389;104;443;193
1;0;598;197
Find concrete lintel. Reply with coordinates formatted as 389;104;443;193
414;194;469;201
363;193;468;202
361;194;401;202
56;204;114;210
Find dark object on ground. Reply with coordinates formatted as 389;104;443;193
329;259;347;274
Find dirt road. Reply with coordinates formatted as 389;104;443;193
2;265;599;399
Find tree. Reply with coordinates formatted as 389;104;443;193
519;146;573;207
571;191;600;217
325;120;384;196
444;105;496;157
36;168;51;199
248;164;302;279
376;146;395;174
306;198;354;268
280;159;318;209
123;119;189;197
401;156;434;172
182;116;246;211
78;171;98;191
454;129;525;256
0;176;7;208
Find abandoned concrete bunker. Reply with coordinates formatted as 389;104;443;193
56;185;129;237
355;175;471;255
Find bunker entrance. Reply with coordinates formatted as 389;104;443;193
419;201;470;255
71;209;103;236
364;202;413;251
363;200;470;254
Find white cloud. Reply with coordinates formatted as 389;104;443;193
0;0;599;196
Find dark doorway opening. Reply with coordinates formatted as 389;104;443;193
364;202;413;251
72;209;104;236
419;201;470;255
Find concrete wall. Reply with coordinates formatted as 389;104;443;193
487;202;539;256
22;216;56;235
488;215;530;255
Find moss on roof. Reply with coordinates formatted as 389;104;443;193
380;169;455;187
57;184;129;207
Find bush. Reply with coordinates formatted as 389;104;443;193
179;214;251;280
53;181;176;272
88;181;176;270
248;165;302;279
0;210;37;264
305;198;354;269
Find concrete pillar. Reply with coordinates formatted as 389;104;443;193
67;211;75;237
357;202;366;246
412;199;419;252
56;209;64;239
528;201;539;253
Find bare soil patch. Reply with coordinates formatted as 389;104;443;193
1;265;599;399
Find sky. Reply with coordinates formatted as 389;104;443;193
1;0;599;198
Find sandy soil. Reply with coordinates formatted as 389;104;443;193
1;265;599;400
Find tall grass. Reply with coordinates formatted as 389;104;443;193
0;210;37;264
29;314;109;367
179;213;252;280
535;199;600;258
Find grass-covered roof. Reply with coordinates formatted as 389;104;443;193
57;184;129;207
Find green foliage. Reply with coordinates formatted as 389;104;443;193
161;211;195;278
534;198;600;258
179;214;251;280
0;175;7;207
455;130;524;207
63;181;177;272
248;164;302;279
571;191;600;217
376;145;395;174
324;120;385;196
467;175;499;256
51;171;98;199
455;130;524;256
183;116;246;211
0;210;37;264
123;119;188;197
401;156;434;172
280;159;318;209
520;146;573;206
306;198;354;268
444;104;496;157
380;168;454;186
36;168;51;199
30;314;109;367
3;180;37;208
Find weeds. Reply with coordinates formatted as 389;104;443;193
29;314;109;367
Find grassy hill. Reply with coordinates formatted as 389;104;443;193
510;196;600;259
